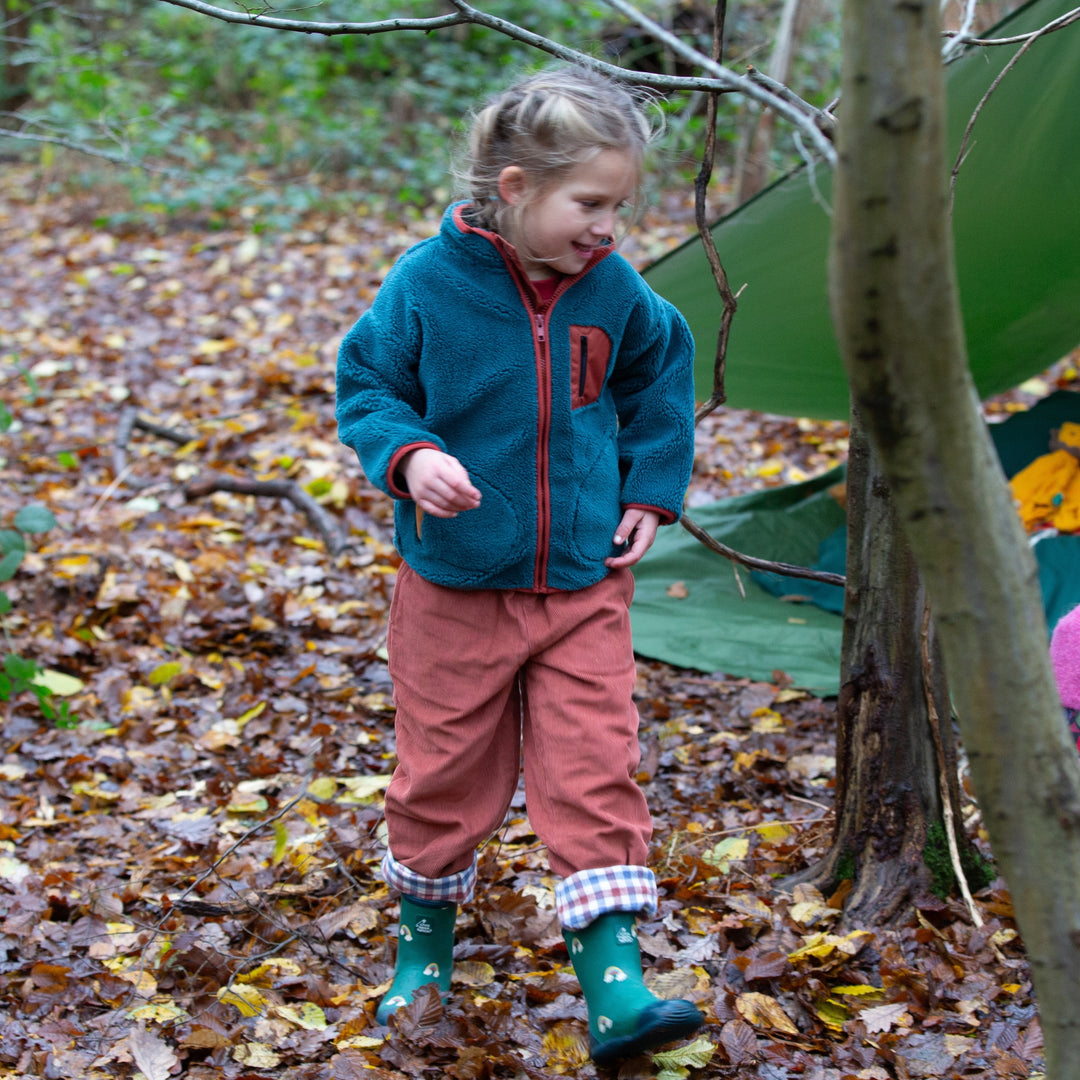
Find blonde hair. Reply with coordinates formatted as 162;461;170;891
463;66;657;237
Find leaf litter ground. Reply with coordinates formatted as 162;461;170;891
2;168;1076;1079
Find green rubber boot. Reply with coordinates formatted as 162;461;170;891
376;895;457;1024
563;912;703;1064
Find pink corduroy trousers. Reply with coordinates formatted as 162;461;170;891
383;563;652;881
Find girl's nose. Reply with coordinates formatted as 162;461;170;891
591;211;616;236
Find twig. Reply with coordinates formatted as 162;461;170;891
184;473;350;556
680;512;846;587
943;3;1080;49
920;598;982;927
692;0;736;423
949;19;1054;209
156;0;837;164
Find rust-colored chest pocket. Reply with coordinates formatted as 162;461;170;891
569;325;612;410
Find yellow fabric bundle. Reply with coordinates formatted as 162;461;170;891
1009;421;1080;532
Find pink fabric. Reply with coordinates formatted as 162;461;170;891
1050;604;1080;709
382;564;651;881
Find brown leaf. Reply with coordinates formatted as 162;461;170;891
129;1025;180;1080
719;1018;759;1065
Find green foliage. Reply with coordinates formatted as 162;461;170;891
8;0;839;228
0;368;76;728
14;0;619;225
924;820;994;899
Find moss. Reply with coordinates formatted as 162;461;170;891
834;849;856;884
924;820;994;899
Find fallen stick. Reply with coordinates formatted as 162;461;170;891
184;473;350;556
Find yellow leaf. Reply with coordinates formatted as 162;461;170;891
788;899;839;927
273;1002;327;1030
271;820;288;865
128;1001;189;1023
307;777;338;801
336;774;393;803
118;968;157;997
217;984;266;1017
813;997;849;1030
736;992;800;1034
31;669;84;696
788;930;872;964
196;337;237;355
651;1035;717;1070
232;1042;280;1068
239;958;303;984
336;1035;384;1050
541;1021;590;1072
291;536;325;550
173;558;194;583
55;554;95;577
832;984;883;996
754;822;794;844
227;792;268;814
148;661;184;687
230;702;266;729
701;836;749;873
452;960;496;988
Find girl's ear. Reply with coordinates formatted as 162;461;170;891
497;165;528;205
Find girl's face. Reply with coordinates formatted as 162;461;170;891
497;149;639;281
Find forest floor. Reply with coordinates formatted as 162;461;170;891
1;166;1076;1079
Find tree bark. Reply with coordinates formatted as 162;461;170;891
829;0;1080;1071
791;409;972;925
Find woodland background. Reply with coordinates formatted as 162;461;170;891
1;1;1076;1077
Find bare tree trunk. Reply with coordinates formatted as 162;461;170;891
1;0;34;108
829;0;1080;1071
733;0;806;204
792;409;974;925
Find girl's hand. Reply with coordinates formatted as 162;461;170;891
604;508;661;569
401;448;482;518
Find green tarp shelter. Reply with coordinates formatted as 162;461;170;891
633;0;1080;692
644;0;1080;420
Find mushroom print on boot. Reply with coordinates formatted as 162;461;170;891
563;911;703;1063
375;896;457;1023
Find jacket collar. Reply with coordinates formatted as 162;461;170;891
447;201;614;302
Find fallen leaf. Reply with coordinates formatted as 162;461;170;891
129;1025;179;1080
735;992;800;1034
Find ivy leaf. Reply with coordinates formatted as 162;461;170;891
14;503;57;534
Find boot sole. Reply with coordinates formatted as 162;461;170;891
590;1000;704;1064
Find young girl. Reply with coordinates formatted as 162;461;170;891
335;66;701;1063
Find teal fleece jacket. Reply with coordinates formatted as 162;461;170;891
335;202;696;592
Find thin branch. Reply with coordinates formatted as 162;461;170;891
941;0;979;62
943;3;1080;49
949;14;1058;207
185;474;350;556
921;599;982;927
601;0;836;165
156;0;837;165
154;0;468;34
680;512;846;587
0;125;150;169
693;0;736;423
745;64;835;136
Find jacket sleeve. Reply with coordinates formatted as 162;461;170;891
335;263;446;498
607;281;696;523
